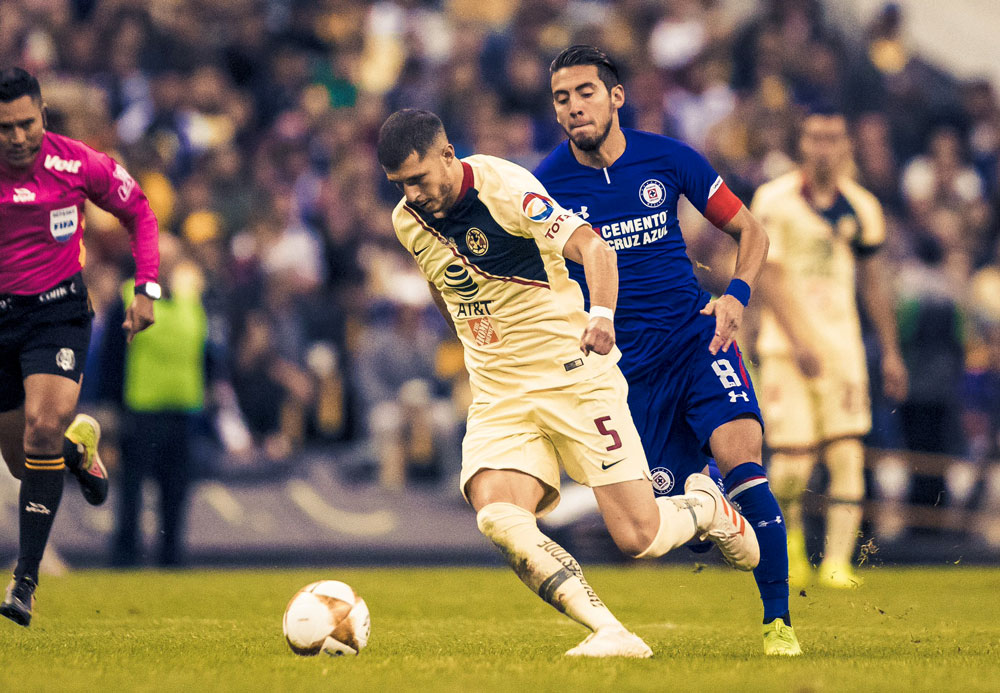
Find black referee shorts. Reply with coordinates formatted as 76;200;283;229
0;273;94;413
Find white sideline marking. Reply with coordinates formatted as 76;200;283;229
85;507;114;534
286;480;396;536
199;482;245;525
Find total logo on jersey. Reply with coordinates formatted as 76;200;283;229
521;192;555;222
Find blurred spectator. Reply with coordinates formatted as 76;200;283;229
895;232;968;501
901;127;987;222
230;272;317;462
354;276;460;489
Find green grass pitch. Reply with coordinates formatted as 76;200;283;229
0;565;995;692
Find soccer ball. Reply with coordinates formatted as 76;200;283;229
282;580;371;656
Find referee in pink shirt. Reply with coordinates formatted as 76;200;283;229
0;67;160;626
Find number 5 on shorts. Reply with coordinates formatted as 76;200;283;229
594;416;622;451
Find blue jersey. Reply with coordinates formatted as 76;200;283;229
534;129;742;378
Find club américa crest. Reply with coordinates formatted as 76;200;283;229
466;227;488;256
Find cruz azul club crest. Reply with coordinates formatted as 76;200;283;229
651;467;675;494
639;179;667;208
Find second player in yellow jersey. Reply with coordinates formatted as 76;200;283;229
753;109;907;589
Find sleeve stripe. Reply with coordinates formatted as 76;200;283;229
704;180;743;228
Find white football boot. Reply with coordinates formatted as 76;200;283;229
565;626;653;658
685;473;760;571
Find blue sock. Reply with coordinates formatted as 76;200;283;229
706;459;725;493
724;462;789;624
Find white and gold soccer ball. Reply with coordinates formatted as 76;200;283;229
282;580;371;656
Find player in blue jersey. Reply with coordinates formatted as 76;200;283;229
535;45;800;656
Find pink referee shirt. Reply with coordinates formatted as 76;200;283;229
0;131;159;294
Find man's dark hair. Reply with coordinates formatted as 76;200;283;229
0;67;42;104
549;45;621;93
377;109;446;171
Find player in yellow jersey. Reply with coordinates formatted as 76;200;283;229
752;108;908;589
378;109;759;657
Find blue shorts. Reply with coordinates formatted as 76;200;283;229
625;317;761;497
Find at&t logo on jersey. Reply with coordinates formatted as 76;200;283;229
521;192;555;221
49;205;78;242
443;264;479;299
44;154;82;174
651;467;675;494
639;179;667;208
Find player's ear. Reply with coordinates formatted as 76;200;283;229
442;142;455;163
610;84;625;110
41;103;49;129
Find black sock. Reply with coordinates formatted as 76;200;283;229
15;454;66;583
63;435;83;471
764;612;791;626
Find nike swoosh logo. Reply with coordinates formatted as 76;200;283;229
414;246;430;256
601;458;626;470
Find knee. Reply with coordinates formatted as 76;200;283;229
825;438;865;501
767;452;814;500
712;417;763;472
23;409;73;452
476;502;534;543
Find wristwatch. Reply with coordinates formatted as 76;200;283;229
135;282;162;300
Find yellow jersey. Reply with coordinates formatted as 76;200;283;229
392;154;620;400
751;170;885;365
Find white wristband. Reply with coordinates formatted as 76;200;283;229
589;305;614;322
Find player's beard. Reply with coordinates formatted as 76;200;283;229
568;118;613;152
812;160;836;186
416;181;455;215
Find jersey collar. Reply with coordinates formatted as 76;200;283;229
457;160;474;202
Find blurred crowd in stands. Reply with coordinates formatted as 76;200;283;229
4;0;1000;524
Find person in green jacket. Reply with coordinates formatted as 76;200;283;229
105;234;208;567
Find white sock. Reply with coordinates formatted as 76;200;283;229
477;502;621;632
635;493;715;559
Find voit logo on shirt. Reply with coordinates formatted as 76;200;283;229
49;205;78;242
44;154;82;174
